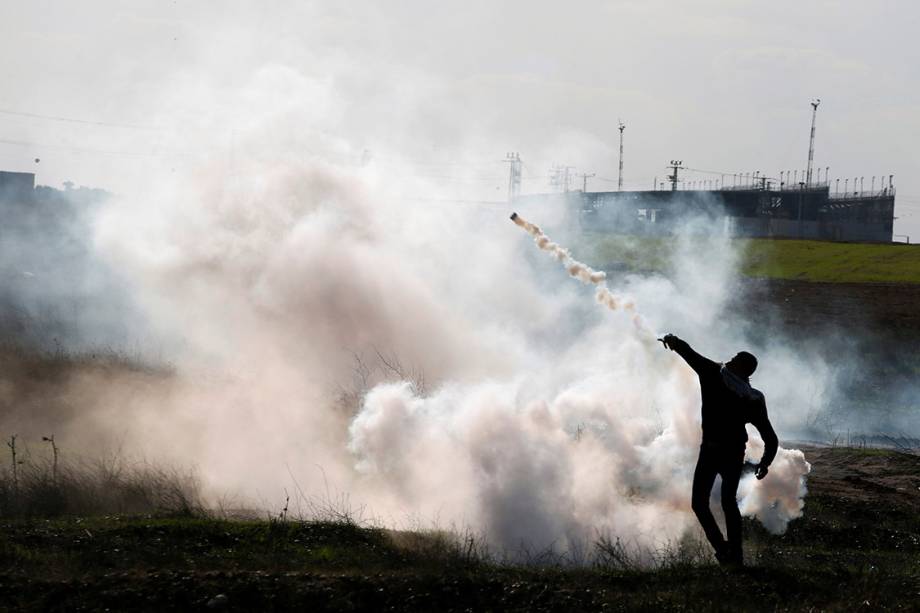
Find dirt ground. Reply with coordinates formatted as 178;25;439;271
738;278;920;342
1;446;918;612
799;445;920;506
736;279;920;412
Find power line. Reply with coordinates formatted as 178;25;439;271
0;137;192;158
0;108;160;130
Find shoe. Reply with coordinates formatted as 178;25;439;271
715;542;744;569
714;542;730;566
725;547;744;570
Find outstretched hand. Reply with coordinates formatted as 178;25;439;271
659;333;678;350
755;464;769;480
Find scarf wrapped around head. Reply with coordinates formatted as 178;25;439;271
721;364;763;401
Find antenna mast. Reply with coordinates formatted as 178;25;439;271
504;152;522;201
668;160;683;191
806;98;820;186
617;121;625;191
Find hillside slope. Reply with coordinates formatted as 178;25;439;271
581;235;920;284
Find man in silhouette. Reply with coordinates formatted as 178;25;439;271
660;334;778;567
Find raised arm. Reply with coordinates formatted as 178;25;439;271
661;334;720;377
750;397;778;479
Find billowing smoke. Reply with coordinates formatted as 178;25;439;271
345;210;811;556
0;140;817;560
739;438;811;533
0;33;822;563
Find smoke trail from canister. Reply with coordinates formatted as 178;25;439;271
510;212;651;334
510;212;606;284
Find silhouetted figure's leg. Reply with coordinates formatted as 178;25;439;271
719;449;745;565
691;448;725;555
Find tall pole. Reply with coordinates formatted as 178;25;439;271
806;98;820;186
668;160;683;191
504;152;522;202
579;172;595;192
617;121;625;191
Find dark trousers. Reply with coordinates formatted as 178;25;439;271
691;443;744;559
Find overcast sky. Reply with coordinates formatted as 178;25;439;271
2;1;918;237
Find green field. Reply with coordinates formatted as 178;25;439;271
580;235;920;284
2;446;919;611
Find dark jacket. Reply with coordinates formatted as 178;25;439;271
669;337;778;467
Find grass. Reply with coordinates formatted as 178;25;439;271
0;447;917;611
0;458;202;519
580;233;920;284
0;345;917;609
742;239;920;283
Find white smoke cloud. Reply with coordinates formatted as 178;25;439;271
73;112;821;560
739;436;811;534
0;15;836;563
345;211;812;555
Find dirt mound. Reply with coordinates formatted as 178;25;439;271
802;445;920;507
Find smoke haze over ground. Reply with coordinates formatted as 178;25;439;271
3;146;819;556
0;1;916;561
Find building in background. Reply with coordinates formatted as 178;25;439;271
517;181;895;242
0;171;36;204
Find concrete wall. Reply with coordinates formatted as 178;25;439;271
0;171;35;203
517;189;896;243
730;217;892;242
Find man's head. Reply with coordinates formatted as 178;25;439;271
726;351;758;379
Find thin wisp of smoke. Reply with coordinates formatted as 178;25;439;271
511;211;619;301
509;211;655;338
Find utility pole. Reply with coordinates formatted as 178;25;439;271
617;121;625;191
798;181;805;238
668;160;683;191
548;165;574;193
806;98;820;186
504;152;522;202
578;172;596;192
549;165;562;192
